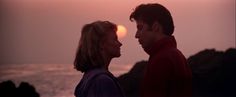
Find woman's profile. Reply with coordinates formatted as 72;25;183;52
74;21;125;97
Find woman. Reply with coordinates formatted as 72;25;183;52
74;21;125;97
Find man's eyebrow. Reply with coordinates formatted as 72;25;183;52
137;25;142;28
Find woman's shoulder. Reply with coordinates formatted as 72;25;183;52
85;68;113;78
89;71;124;97
93;73;115;84
81;68;116;86
75;68;124;97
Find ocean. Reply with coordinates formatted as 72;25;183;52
0;64;132;97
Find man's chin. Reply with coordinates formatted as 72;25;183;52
141;45;147;49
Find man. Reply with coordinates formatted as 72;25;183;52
130;3;192;97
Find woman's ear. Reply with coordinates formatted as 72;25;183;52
99;38;108;51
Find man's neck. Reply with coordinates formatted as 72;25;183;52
154;33;168;43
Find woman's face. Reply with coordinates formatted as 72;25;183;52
102;30;122;58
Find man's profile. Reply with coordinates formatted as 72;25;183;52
130;3;192;97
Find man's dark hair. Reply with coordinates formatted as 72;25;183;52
130;3;175;36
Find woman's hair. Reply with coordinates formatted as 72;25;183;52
130;3;174;36
74;21;117;72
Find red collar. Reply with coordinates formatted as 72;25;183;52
145;36;177;56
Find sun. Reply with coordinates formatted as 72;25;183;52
116;25;127;38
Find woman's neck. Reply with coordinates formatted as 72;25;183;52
102;55;112;70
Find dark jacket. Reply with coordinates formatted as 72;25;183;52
141;36;192;97
74;68;125;97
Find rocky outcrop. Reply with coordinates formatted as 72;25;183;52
188;48;236;97
117;60;147;97
0;80;40;97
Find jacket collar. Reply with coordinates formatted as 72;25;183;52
145;36;177;56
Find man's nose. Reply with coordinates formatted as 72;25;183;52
118;41;122;47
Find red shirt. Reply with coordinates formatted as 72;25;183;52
141;36;192;97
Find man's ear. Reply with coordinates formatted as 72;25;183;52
152;21;162;32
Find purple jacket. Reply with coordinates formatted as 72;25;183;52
74;68;125;97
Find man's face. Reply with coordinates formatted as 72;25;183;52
135;20;156;49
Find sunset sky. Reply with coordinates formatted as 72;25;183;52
0;0;235;65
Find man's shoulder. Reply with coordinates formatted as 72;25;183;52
151;48;186;63
153;47;180;58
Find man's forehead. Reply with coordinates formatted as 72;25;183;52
136;20;148;27
135;20;144;24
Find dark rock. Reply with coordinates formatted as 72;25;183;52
117;60;147;97
0;80;40;97
0;80;17;97
188;48;236;97
17;82;40;97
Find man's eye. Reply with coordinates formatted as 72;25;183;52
137;27;142;30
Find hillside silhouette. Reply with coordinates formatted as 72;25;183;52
0;80;40;97
118;60;147;97
117;48;236;97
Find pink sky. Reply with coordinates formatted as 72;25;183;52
0;0;235;65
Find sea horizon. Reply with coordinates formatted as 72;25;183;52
0;64;133;97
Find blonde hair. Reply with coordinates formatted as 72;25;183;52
74;21;117;72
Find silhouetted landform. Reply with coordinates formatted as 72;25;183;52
117;60;147;97
188;48;236;97
117;48;236;97
0;80;40;97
